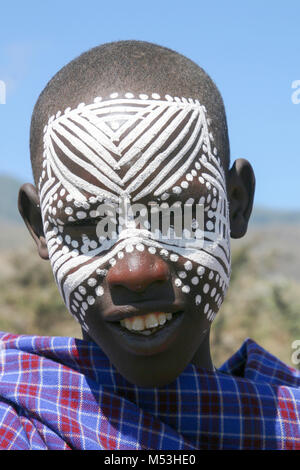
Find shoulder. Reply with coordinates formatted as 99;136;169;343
219;338;300;388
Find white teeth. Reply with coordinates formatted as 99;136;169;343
132;317;144;331
120;312;173;333
145;314;159;329
158;313;167;325
124;318;132;330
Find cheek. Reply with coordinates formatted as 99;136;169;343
173;260;227;323
155;192;230;323
43;215;106;330
60;264;109;333
69;279;99;332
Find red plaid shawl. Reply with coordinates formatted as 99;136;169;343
0;331;299;450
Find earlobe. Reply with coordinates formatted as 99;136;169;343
228;158;255;238
18;183;49;260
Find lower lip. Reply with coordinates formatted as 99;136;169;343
105;311;185;356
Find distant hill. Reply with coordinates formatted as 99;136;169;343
250;207;300;226
0;174;23;224
0;173;300;226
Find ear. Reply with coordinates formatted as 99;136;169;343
18;183;49;260
227;158;255;238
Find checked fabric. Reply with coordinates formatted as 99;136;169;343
0;331;299;450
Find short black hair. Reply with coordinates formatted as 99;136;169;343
30;40;230;186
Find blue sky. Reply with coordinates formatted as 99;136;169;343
0;0;299;209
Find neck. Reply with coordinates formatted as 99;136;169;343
191;329;214;371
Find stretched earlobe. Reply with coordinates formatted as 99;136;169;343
227;158;255;238
18;183;49;260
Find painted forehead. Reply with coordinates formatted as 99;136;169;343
39;92;226;204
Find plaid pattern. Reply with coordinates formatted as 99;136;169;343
0;331;299;450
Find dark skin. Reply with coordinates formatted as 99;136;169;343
19;105;255;387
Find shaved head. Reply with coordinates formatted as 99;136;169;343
30;40;230;185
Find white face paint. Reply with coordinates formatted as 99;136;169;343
39;93;231;330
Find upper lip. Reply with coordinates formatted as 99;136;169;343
103;301;185;322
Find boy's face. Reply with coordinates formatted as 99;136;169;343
35;92;232;386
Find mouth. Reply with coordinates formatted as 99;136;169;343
103;304;185;356
120;311;181;335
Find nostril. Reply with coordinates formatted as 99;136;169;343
151;279;169;289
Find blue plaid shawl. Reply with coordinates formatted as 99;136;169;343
0;331;299;450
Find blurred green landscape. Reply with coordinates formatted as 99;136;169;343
0;174;299;368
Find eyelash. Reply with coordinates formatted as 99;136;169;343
67;218;99;228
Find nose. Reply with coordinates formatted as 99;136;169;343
107;248;170;293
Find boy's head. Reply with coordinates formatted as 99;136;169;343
19;41;255;387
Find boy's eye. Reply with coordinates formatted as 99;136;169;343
66;218;99;229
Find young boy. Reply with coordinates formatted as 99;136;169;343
0;41;299;450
